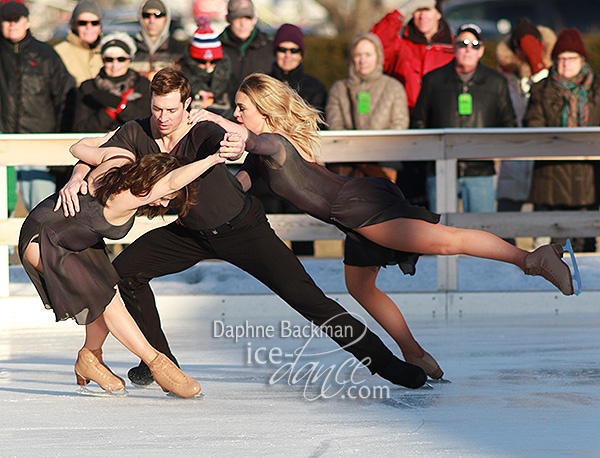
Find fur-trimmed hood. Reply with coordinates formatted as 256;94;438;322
496;25;556;78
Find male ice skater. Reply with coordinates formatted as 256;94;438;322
60;67;427;389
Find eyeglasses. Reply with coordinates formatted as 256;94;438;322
142;11;166;19
276;46;301;54
77;20;101;27
456;39;482;50
103;56;129;63
556;56;581;64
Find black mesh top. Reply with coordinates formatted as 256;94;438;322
242;132;438;230
104;119;247;230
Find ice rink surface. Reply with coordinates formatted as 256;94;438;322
2;256;600;457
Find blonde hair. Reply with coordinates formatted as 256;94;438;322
238;73;323;161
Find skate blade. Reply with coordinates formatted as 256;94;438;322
166;391;205;400
428;377;451;384
130;381;161;390
76;386;128;397
562;239;582;296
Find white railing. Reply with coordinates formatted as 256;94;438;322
2;127;600;297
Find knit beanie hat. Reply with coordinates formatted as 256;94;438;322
273;23;305;55
552;28;588;61
189;16;223;61
100;32;137;58
0;1;29;21
70;0;101;29
142;0;166;14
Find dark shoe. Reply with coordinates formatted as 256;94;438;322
127;361;154;387
377;357;427;389
524;243;574;295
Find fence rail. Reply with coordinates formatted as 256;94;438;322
2;127;600;297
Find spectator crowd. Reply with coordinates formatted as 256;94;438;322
1;0;599;252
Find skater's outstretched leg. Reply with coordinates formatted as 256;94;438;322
356;218;574;295
345;265;443;379
357;218;526;265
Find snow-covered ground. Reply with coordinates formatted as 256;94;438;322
2;255;600;457
9;253;600;296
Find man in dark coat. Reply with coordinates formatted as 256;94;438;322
219;0;273;107
411;23;517;213
0;1;75;210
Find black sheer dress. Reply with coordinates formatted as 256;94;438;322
19;193;135;324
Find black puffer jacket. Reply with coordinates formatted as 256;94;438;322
220;27;273;106
73;68;151;133
411;60;517;176
0;32;75;133
270;62;327;115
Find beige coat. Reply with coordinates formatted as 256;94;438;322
326;33;409;130
54;30;103;86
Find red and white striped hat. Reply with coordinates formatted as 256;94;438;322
189;16;223;61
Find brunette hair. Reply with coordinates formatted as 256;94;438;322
238;73;323;161
93;154;196;218
150;67;191;102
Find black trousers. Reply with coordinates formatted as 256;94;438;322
113;197;394;373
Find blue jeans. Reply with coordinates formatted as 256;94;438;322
427;174;495;213
17;166;56;211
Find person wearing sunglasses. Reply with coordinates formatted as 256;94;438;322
270;24;327;117
219;0;273;108
73;32;150;134
267;23;328;256
0;1;75;212
411;23;517;214
175;16;232;118
54;1;103;86
130;0;185;80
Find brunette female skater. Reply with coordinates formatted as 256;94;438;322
198;73;576;379
19;132;224;396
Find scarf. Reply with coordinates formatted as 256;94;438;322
222;27;258;57
550;62;593;127
94;68;141;100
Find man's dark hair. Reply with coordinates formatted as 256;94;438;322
150;67;191;102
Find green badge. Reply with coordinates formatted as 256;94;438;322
357;92;370;114
458;93;473;115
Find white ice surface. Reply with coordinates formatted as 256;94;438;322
2;255;600;457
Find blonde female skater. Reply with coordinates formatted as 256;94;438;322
198;73;576;379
